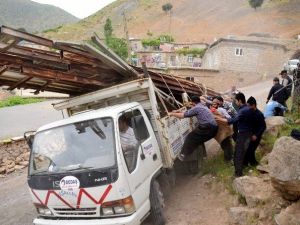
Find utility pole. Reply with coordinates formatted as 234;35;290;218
122;11;131;64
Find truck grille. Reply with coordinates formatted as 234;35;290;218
53;207;98;216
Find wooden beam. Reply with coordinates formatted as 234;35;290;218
21;66;106;87
7;76;32;91
0;65;7;75
84;43;129;78
0;79;81;95
91;34;140;78
0;38;20;52
33;81;52;94
0;26;53;47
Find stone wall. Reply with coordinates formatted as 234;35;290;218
0;139;30;175
148;67;265;92
202;41;290;76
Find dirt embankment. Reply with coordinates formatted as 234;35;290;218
44;0;300;43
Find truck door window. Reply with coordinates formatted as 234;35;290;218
118;109;150;173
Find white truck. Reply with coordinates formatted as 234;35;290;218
26;77;205;225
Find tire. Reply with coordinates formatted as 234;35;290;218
150;180;166;225
188;145;204;174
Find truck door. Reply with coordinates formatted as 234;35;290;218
117;107;162;210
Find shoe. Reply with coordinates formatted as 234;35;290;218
178;153;185;162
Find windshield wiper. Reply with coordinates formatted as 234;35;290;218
60;164;94;172
31;169;52;175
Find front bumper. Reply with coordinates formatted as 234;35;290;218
33;201;150;225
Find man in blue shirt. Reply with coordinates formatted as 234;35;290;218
168;96;218;161
264;100;287;118
244;97;266;167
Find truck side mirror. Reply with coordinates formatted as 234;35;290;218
24;131;35;150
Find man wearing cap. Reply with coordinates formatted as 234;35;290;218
168;96;218;161
266;77;288;115
245;96;266;166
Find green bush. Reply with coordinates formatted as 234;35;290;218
141;34;175;48
0;96;43;108
176;48;207;57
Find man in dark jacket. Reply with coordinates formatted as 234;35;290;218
266;77;288;115
216;92;255;177
244;96;266;166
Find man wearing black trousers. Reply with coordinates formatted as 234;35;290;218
168;96;218;161
216;92;255;177
244;96;266;166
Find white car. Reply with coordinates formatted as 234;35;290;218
284;59;299;74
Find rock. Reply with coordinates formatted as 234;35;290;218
19;161;29;166
0;167;6;174
7;161;15;169
229;207;258;225
295;119;300;125
233;176;279;207
257;165;269;174
275;201;300;225
6;167;15;174
265;116;286;136
14;165;25;170
269;137;300;201
22;152;30;161
15;156;23;164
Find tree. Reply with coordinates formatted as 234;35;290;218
104;18;113;38
248;0;264;10
106;37;128;61
162;3;173;13
103;18;128;61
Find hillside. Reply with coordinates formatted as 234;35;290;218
0;0;79;33
42;0;300;43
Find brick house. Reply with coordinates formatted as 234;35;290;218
202;36;290;75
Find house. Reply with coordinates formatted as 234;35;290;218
129;39;208;68
202;35;290;75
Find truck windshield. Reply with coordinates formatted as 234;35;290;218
29;117;116;175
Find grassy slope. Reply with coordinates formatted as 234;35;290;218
0;0;79;32
43;0;300;43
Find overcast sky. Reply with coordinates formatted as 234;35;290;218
32;0;116;19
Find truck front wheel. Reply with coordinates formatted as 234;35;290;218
150;180;166;225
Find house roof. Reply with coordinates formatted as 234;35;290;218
209;35;288;50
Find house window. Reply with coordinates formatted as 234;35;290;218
235;48;243;56
187;55;194;63
186;77;194;82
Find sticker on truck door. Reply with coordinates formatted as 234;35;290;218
59;176;80;190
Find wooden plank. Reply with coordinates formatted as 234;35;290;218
7;76;32;90
0;26;53;47
83;43;130;78
0;65;8;75
21;66;106;87
91;34;140;78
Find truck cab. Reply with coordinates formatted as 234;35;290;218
28;102;164;225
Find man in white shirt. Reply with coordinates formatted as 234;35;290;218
118;115;138;171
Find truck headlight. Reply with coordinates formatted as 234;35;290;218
101;196;135;216
34;204;53;216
